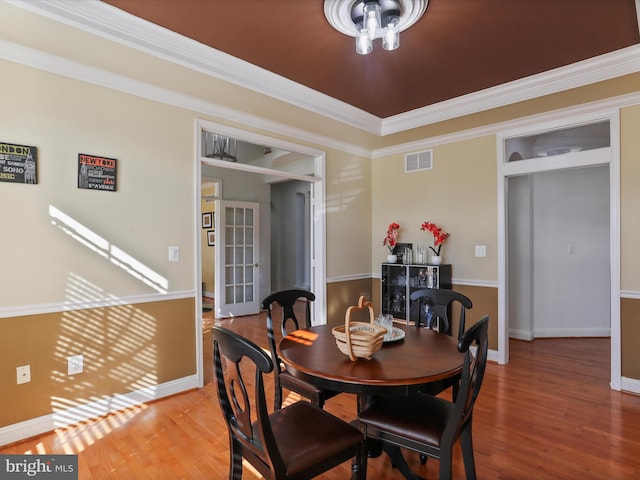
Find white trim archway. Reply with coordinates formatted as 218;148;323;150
193;119;327;388
496;110;621;390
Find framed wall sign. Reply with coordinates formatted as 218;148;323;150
78;153;117;191
207;230;215;246
0;142;37;184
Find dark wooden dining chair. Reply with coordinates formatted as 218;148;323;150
357;315;490;480
261;289;339;410
212;326;366;480
410;288;473;340
409;287;474;407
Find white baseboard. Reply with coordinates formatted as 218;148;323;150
488;348;499;363
509;329;535;341
0;375;199;446
535;327;611;337
510;327;610;339
620;376;640;395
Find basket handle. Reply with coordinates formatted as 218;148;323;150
344;296;375;361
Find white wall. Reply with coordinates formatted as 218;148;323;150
271;179;312;291
508;175;534;338
533;166;610;336
509;165;610;338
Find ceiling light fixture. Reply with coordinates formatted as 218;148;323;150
324;0;428;55
205;133;237;162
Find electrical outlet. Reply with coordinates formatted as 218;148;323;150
17;365;31;384
68;355;84;375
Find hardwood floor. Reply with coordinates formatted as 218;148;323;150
3;310;640;479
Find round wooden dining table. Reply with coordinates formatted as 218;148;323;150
278;323;464;397
278;323;465;480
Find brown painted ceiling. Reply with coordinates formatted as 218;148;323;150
101;0;640;119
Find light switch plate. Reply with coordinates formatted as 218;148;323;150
168;245;180;262
475;245;487;257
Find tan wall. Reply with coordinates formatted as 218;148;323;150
619;104;640;380
371;136;499;343
621;298;640;379
452;284;499;351
201;194;215;296
620;105;640;291
325;150;373;278
371;136;497;281
326;278;374;327
0;58;200;434
0;298;195;427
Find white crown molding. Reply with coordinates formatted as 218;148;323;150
0;38;370;159
2;34;639;163
9;0;382;134
373;90;640;158
10;0;640;137
382;44;640;135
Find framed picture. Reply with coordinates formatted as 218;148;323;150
207;230;215;246
202;212;212;229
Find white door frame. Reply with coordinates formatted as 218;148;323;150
497;109;621;390
193;119;327;387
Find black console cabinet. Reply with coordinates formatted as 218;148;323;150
381;263;452;323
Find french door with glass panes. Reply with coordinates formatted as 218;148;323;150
214;200;260;317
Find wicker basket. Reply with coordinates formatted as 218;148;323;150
332;296;387;361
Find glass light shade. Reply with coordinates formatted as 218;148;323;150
325;0;427;56
356;30;373;54
383;16;400;50
363;2;381;37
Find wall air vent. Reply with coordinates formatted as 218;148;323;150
405;150;432;172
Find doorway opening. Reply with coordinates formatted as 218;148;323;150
194;119;326;387
498;112;621;390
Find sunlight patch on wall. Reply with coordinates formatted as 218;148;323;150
43;272;161;453
49;205;168;293
325;159;366;214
